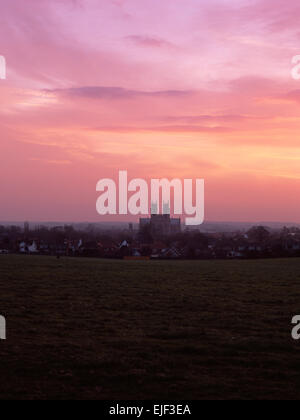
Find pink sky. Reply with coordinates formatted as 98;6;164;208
1;0;300;222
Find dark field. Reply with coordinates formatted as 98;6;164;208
0;255;300;400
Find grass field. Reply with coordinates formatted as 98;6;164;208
0;255;300;400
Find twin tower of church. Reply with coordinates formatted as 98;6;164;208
139;201;181;237
150;201;170;216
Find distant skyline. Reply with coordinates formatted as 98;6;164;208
1;220;300;229
1;0;300;222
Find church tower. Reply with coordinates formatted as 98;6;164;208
163;201;170;215
151;201;158;215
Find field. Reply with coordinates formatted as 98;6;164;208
0;255;300;400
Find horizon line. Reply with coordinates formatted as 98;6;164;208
1;220;300;226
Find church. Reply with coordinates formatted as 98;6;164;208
139;202;181;237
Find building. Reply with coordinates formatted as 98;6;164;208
139;202;181;237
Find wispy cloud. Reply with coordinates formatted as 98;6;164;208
30;158;72;165
91;124;233;133
49;86;192;100
126;35;176;49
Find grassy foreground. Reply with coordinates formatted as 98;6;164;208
0;255;300;400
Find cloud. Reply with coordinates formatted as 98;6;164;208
50;86;192;100
91;124;233;133
229;76;283;95
284;90;300;103
126;35;176;49
162;114;266;124
30;158;72;165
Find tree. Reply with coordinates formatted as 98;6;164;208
247;226;270;243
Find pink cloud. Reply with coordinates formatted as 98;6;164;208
126;35;176;49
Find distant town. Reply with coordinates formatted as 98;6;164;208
1;210;300;260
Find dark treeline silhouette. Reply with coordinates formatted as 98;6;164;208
1;224;300;260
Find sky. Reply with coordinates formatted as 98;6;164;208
1;0;300;222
